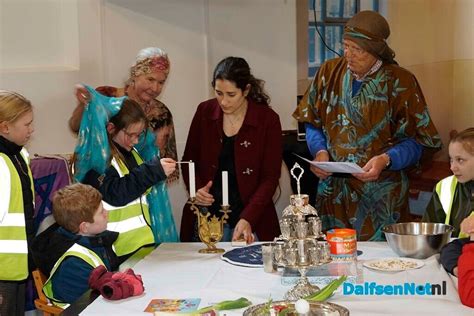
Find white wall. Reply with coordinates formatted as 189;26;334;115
0;0;103;155
452;0;474;132
386;0;474;158
0;0;297;233
207;0;297;131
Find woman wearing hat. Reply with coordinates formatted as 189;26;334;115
69;48;178;243
293;11;442;241
69;47;178;182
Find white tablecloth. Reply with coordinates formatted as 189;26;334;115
81;242;473;315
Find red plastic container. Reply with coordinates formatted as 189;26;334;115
326;228;357;261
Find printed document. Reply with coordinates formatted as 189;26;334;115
294;153;365;173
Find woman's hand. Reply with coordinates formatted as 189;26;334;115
75;84;90;105
232;219;255;244
160;158;176;177
310;150;332;179
195;181;214;206
353;153;388;182
69;84;90;133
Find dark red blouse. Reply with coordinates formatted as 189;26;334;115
180;98;282;241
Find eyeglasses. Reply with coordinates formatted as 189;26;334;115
123;129;145;141
343;42;366;56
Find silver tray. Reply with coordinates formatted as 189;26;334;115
243;300;349;315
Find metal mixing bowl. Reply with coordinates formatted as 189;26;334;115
382;222;454;259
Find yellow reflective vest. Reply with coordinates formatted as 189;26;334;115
103;149;154;256
43;243;105;308
0;148;34;281
436;175;473;238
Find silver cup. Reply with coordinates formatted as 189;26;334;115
309;217;322;237
319;242;331;262
279;219;292;239
308;245;320;265
273;242;285;266
295;221;308;239
285;247;298;266
261;243;277;273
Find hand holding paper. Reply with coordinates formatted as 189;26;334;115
310;150;332;179
352;154;387;182
294;153;365;174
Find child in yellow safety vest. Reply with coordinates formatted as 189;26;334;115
0;90;35;316
72;93;176;263
432;127;474;308
32;183;142;306
423;127;474;236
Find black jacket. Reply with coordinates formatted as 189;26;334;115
83;144;167;206
31;223;120;276
439;238;472;275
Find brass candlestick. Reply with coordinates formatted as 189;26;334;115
188;198;231;253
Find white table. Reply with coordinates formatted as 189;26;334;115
81;242;473;315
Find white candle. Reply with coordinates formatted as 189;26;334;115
222;171;229;206
189;162;196;198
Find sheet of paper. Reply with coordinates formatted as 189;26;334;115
294;153;365;173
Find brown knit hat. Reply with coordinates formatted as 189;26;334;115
343;11;396;64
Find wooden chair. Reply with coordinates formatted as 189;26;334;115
32;269;64;316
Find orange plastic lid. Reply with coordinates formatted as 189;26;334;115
326;228;356;238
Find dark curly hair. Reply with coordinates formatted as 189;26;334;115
211;56;270;105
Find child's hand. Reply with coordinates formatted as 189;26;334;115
460;216;474;236
160;158;176;177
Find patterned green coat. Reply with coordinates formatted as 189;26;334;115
294;57;441;240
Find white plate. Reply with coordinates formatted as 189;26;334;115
363;258;424;272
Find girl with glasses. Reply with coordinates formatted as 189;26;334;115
73;93;176;263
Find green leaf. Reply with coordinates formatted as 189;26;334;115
304;275;347;301
195;297;252;314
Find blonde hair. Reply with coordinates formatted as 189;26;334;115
0;90;32;123
53;183;102;233
450;127;474;156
